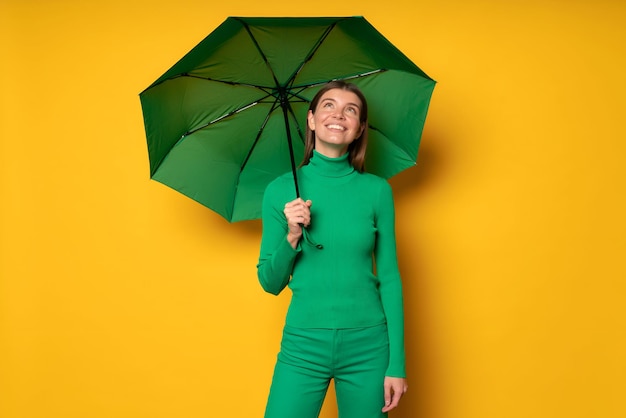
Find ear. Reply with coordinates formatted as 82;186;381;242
307;110;315;131
358;121;366;137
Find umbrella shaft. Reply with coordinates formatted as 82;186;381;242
281;100;300;198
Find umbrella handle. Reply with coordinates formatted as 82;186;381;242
302;227;323;250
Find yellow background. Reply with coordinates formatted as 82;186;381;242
2;1;625;417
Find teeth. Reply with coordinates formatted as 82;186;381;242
327;124;345;130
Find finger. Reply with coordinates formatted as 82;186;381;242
293;206;311;224
382;395;400;413
301;212;311;225
284;198;303;208
286;198;311;209
285;207;309;219
298;202;311;215
382;384;405;413
284;203;308;215
285;205;308;217
390;385;404;409
382;383;392;411
286;212;309;228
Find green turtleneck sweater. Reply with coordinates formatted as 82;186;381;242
257;151;405;378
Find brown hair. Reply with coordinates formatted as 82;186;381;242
300;81;369;172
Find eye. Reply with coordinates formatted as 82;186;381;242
346;106;359;116
323;102;333;108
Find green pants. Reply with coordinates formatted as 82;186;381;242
264;324;389;418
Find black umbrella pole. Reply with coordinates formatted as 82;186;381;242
281;103;300;198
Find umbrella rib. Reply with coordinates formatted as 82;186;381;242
283;20;387;91
182;74;276;90
236;97;306;172
291;68;388;90
179;94;271;141
239;97;281;173
145;73;276;91
280;69;388;116
284;20;341;90
285;101;306;145
235;18;282;91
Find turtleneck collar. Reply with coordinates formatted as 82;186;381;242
305;150;355;178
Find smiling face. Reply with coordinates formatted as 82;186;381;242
307;88;365;158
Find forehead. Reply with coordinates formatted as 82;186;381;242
318;88;362;108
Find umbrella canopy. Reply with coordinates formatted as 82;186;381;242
140;16;435;222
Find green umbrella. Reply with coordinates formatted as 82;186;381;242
140;16;435;222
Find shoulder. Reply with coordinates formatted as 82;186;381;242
266;171;295;189
356;172;394;211
263;171;298;201
358;171;392;192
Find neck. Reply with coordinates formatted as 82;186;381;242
314;143;349;159
304;150;354;178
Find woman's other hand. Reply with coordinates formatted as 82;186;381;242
284;198;312;248
382;376;408;413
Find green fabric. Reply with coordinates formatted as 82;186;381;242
265;325;390;417
257;151;405;377
139;16;435;222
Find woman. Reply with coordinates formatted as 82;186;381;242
257;81;407;418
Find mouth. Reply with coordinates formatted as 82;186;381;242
326;124;346;131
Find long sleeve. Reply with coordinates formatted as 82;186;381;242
257;177;300;295
374;181;406;377
256;152;406;377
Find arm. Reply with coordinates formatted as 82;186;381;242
375;181;408;412
374;181;406;378
257;183;310;295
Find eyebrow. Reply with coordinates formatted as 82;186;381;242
320;98;361;109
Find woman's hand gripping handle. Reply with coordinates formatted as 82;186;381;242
283;198;312;249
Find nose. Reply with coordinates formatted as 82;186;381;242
332;108;345;119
